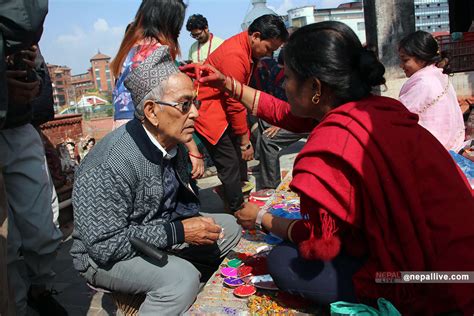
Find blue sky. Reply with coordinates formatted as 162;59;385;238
39;0;347;75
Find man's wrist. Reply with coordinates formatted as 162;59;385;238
240;143;252;151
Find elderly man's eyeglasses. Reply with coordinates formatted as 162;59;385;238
190;30;204;39
153;99;201;113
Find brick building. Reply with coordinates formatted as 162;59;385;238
70;70;95;102
90;51;114;95
47;64;73;111
49;51;115;111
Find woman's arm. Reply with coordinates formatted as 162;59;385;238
181;63;316;133
235;202;308;241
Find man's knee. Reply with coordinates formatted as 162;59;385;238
150;266;200;309
223;215;241;243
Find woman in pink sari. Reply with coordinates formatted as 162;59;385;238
398;31;465;152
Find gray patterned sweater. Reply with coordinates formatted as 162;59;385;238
70;119;200;272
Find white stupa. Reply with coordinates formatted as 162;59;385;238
241;0;277;30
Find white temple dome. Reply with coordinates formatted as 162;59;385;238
241;0;277;30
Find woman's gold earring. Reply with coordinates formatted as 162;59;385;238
311;93;321;105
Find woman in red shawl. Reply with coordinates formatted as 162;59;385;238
181;21;474;315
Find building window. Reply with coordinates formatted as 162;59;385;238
56;81;64;86
427;15;430;19
292;17;307;28
415;5;419;9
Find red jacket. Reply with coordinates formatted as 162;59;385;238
196;32;254;145
258;92;474;315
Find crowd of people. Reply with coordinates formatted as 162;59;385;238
1;0;473;315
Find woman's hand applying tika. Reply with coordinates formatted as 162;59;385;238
179;63;227;91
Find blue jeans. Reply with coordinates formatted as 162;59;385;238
268;242;365;305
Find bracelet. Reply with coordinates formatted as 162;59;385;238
255;208;268;231
188;152;204;159
238;81;244;102
251;89;258;114
240;143;251;151
232;77;237;99
229;77;233;96
287;220;298;243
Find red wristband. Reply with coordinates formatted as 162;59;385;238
188;152;204;159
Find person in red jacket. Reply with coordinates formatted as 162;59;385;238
182;21;474;315
195;14;288;212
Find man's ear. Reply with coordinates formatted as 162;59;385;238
143;100;159;126
250;31;261;43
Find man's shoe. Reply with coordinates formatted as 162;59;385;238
27;288;68;316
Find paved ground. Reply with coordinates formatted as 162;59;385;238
45;141;305;315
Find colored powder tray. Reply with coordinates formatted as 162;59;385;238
233;285;256;298
251;274;278;290
227;258;242;268
238;265;253;278
223;277;245;288
220;267;238;278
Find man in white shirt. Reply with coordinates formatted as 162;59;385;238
186;14;224;64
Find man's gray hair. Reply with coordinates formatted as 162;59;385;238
134;83;165;120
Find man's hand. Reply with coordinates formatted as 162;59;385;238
263;126;280;139
241;144;254;161
182;217;222;245
6;70;40;104
239;133;254;161
235;202;260;230
20;45;38;68
189;154;205;179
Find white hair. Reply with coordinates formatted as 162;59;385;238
134;82;165;120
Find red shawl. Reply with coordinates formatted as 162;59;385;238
269;95;474;314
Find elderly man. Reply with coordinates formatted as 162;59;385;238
70;46;241;315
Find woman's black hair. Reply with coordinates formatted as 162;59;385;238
248;14;289;42
284;21;386;106
399;30;451;74
186;14;208;31
137;0;186;44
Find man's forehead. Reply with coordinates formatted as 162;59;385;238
162;74;193;99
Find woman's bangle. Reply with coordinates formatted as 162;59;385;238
251;89;258;114
287;220;298;243
240;143;252;151
188;152;204;159
238;81;244;102
232;77;237;99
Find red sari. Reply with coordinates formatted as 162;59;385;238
257;92;474;315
